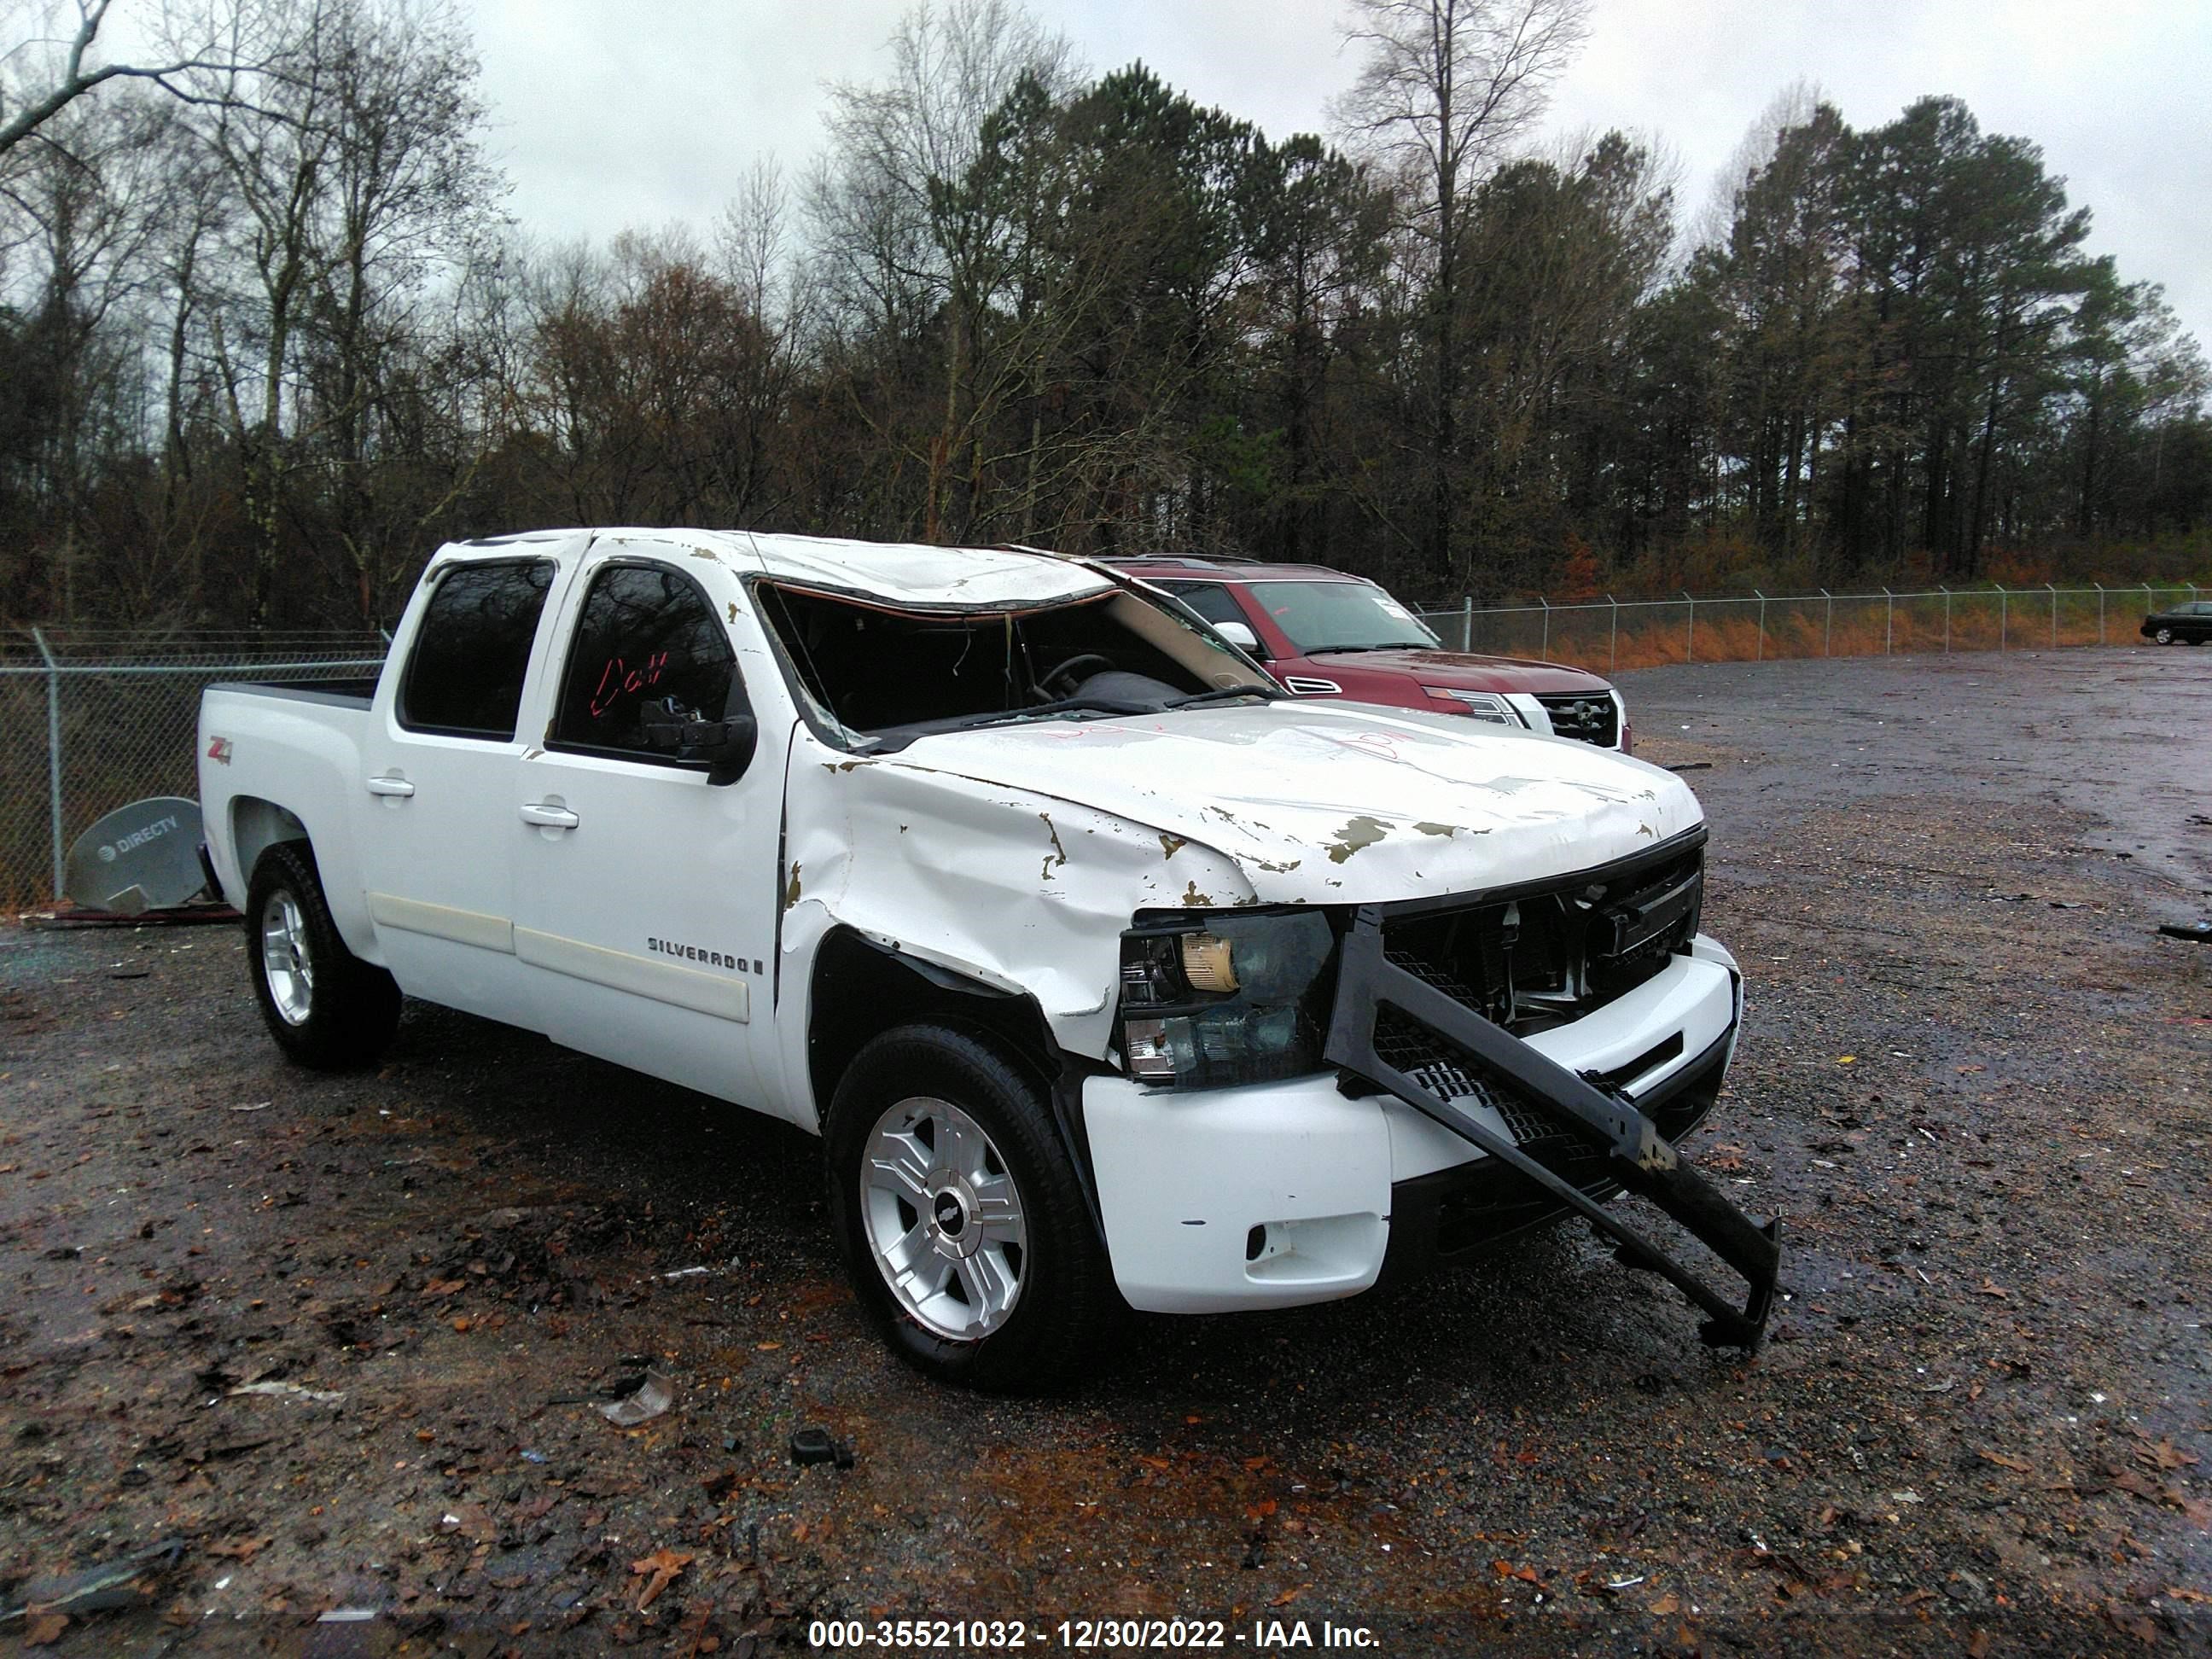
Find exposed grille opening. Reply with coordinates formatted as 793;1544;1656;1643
1428;1061;1723;1259
1592;1031;1685;1091
1380;846;1703;1035
1537;691;1620;747
1377;1010;1570;1149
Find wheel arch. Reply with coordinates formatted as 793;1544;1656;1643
806;927;1060;1117
231;796;312;887
805;928;1110;1248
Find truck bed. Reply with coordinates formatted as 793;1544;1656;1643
206;678;381;710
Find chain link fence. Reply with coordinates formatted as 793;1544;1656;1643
0;581;2201;907
1412;582;2204;675
0;630;388;910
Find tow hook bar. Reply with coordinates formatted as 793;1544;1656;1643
1325;908;1782;1350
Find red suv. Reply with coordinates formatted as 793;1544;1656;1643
1106;556;1631;753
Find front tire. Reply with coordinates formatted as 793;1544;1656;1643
824;1025;1118;1390
2155;626;2175;644
246;842;400;1069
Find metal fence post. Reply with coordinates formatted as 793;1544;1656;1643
1998;584;2007;651
1754;589;1766;661
1684;592;1695;664
1821;589;1831;655
2096;582;2104;644
1461;596;1473;653
1539;596;1551;662
1940;585;1951;653
32;627;61;899
1883;588;1893;655
1608;595;1618;675
2046;582;2058;648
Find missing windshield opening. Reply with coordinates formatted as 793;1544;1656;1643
754;582;1267;745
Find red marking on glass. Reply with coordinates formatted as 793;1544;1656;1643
588;650;669;719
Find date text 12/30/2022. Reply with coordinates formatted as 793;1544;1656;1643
806;1618;1382;1650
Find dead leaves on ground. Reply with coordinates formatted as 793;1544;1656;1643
630;1545;695;1610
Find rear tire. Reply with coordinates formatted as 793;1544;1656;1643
824;1024;1119;1391
246;842;400;1069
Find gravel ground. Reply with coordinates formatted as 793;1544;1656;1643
1;646;2207;1656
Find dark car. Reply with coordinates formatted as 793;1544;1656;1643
1104;555;1630;752
2142;601;2212;645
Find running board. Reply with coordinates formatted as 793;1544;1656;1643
1324;908;1781;1350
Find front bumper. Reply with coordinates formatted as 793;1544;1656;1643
1083;937;1751;1319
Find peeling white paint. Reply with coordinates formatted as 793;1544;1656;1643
858;700;1702;905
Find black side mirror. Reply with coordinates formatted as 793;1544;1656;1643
641;694;759;785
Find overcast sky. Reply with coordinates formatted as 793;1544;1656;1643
462;0;2209;352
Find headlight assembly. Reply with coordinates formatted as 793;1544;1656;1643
1116;910;1337;1089
1423;687;1523;725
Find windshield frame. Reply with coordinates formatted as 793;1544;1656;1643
743;571;1275;754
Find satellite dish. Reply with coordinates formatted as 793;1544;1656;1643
64;796;207;914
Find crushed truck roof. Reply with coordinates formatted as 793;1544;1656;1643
457;528;1113;610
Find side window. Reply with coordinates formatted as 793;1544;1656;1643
550;563;736;760
1157;581;1254;630
399;560;555;739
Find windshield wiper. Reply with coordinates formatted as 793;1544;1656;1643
888;685;1284;744
1167;685;1285;707
1306;642;1421;654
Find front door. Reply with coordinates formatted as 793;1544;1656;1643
509;547;784;1115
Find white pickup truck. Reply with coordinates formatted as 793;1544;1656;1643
198;529;1778;1388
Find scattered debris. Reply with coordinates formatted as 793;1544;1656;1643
629;1546;693;1610
225;1380;344;1406
0;1538;184;1626
597;1369;673;1428
2156;921;2211;943
317;1609;378;1623
789;1426;855;1470
1662;761;1713;772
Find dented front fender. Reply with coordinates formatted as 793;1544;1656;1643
778;738;1252;1109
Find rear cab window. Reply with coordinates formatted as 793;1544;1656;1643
398;560;556;740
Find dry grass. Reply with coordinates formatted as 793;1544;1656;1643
1502;592;2160;676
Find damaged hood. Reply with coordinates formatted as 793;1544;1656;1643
876;701;1700;905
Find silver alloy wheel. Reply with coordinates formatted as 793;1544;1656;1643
260;889;314;1026
859;1095;1027;1341
2157;626;2175;643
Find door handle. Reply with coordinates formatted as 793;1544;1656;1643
366;774;415;798
519;801;579;830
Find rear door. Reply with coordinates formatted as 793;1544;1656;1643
509;545;785;1115
358;551;570;1027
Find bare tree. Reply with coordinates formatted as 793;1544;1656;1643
0;0;278;157
189;0;494;625
1334;0;1590;586
810;0;1077;539
0;87;172;614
